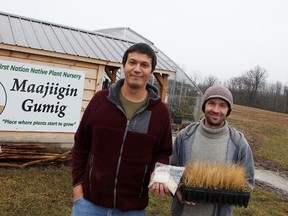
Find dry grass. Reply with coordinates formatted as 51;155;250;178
228;105;288;175
0;164;72;216
0;163;287;216
0;105;287;215
182;162;247;191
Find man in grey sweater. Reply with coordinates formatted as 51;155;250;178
170;85;255;216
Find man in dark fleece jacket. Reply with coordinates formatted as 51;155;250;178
71;43;172;216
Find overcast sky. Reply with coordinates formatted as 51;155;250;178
1;0;288;84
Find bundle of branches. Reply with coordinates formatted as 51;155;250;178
0;144;71;168
181;161;248;191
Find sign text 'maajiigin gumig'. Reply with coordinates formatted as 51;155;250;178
10;78;78;118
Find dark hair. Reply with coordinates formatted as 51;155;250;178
122;43;157;71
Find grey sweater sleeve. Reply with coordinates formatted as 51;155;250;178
238;136;255;190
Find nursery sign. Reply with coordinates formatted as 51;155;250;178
0;59;85;132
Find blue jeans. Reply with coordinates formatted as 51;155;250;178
71;197;146;216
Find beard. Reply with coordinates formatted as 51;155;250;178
205;113;226;127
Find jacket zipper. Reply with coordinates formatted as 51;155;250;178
111;101;148;206
113;120;130;208
89;154;94;190
139;164;148;198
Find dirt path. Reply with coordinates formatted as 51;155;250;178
255;169;288;195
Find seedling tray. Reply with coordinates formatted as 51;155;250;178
181;186;251;208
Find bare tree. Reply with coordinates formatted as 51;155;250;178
273;81;282;112
189;71;203;85
242;65;267;106
226;77;245;91
264;82;282;111
204;75;219;87
193;68;288;114
226;77;247;105
197;75;220;93
283;86;288;113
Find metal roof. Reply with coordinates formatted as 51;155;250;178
0;11;175;72
96;27;179;73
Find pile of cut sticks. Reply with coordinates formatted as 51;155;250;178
0;144;71;168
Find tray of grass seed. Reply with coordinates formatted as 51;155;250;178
180;162;251;208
